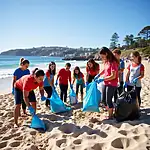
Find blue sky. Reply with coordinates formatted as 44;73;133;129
0;0;150;52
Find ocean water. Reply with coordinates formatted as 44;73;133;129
0;55;88;79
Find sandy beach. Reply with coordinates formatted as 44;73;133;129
0;61;150;150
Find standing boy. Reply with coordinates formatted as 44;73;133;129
113;49;125;103
55;63;72;102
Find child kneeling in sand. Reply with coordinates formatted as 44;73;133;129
72;66;85;101
14;68;47;127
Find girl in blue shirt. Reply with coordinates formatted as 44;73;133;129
72;66;85;101
43;62;56;107
12;58;30;115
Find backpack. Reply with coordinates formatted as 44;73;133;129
114;87;140;122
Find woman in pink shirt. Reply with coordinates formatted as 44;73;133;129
95;47;119;119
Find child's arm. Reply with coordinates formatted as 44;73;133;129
104;70;117;81
100;70;105;76
72;76;75;84
125;70;130;82
82;77;85;84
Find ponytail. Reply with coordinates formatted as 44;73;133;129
20;57;25;65
32;68;39;75
20;57;30;66
32;68;45;77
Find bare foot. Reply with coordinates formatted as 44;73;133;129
14;123;20;128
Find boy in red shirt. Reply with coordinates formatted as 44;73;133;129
55;63;72;102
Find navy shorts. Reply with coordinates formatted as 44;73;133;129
14;88;36;105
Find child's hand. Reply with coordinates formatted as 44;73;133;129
83;83;85;88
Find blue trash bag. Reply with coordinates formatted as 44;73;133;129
83;81;101;112
30;114;46;131
48;89;71;113
69;88;78;105
97;89;101;104
86;83;92;93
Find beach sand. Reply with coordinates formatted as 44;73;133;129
0;61;150;150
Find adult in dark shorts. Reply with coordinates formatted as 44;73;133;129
14;68;46;127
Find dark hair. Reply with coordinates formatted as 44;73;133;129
132;51;142;64
87;58;99;71
73;66;81;78
99;47;119;64
66;63;71;68
113;47;118;50
20;57;30;65
113;49;121;55
48;61;56;75
32;68;45;77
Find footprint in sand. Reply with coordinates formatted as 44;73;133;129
133;134;148;143
12;132;21;138
56;138;67;148
1;134;13;141
0;126;8;134
29;131;37;136
58;123;77;134
14;135;24;141
131;126;145;135
23;144;39;150
2;111;14;118
73;139;82;145
0;141;8;149
71;132;83;138
9;141;21;148
91;143;104;150
118;130;128;136
111;137;137;149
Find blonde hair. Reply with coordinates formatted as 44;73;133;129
20;57;25;65
19;57;30;66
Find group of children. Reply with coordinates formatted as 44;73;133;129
12;47;145;126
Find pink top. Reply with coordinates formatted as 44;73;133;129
104;61;118;87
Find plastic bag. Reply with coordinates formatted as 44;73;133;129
30;114;46;131
48;89;71;113
69;88;78;105
115;88;140;122
83;81;101;112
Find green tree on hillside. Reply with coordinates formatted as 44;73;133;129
110;32;119;49
123;34;135;48
123;35;130;47
138;26;150;40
